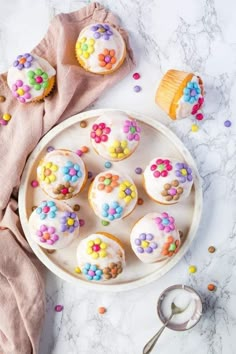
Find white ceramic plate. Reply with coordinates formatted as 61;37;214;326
19;109;202;292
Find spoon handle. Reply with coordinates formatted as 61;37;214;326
143;314;173;354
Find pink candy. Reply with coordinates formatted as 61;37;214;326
31;180;39;188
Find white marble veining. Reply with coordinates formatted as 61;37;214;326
1;0;236;353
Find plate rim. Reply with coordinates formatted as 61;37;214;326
19;108;203;292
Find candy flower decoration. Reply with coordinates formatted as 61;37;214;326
90;122;111;143
119;181;136;203
76;37;95;59
103;262;123;279
13;53;33;70
102;202;123;221
191;97;204;115
82;263;103;281
155;212;175;232
27;69;49;90
60;211;79;233
40;162;58;184
161;180;184;202
183;81;201;104
135;233;158;254
123;120;141;141
108;140;130;159
62;161;82;183
150;159;173;178
97;173;119;193
175;163;193;183
12;80;31;103
36;224;59;245
98;49;116;70
86;238;108;259
53;183;75;199
91;24;113;40
36;201;58;220
161;236;180;257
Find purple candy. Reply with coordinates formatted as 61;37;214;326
137;247;144;253
47;146;55;153
104;55;111;63
125;188;131;195
139;233;146;240
135;167;143;175
94;32;101;39
146;234;153;241
145;247;153;254
150;242;158;249
135;239;141;246
133;85;141;93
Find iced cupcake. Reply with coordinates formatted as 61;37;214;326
7;53;56;103
75;23;126;74
76;232;125;281
155;70;204;120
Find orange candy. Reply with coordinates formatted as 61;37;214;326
98;54;105;61
98;307;106;314
81;146;89;153
167;236;174;243
103;49;109;56
208;284;216;291
44;169;51;176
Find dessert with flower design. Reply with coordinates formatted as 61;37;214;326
76;232;125;281
88;169;137;222
155;70;204;120
143;157;193;204
7;53;56;103
130;212;181;263
75;23;126;74
90;111;141;161
37;149;87;200
28;200;80;250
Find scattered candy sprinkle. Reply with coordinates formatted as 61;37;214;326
73;204;80;212
104;161;112;169
0;95;6;102
208;284;216;292
133;85;141;93
137;197;144;205
208;246;216;253
47;146;55;153
76;149;83;157
31;180;39;188
98;307;106;314
88;171;93;179
135;167;143;175
0;119;7;126
188;265;197;274
191;124;199;132
133;72;140;80
75;267;81;274
80;120;87;128
224;120;231;127
101;220;110;226
79;219;85;227
196;113;203;120
32;206;37;211
0;113;12;126
54;305;64;312
81;146;89;153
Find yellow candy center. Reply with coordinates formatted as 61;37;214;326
141;241;149;248
67;218;74;226
17;88;24;96
181;168;187;176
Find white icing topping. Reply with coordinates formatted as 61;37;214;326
37;149;86;200
143;157;193;204
7;54;56;102
76;23;126;73
28;200;80;250
176;76;203;119
76;233;125;281
90;111;141;161
130;212;180;263
88;169;138;221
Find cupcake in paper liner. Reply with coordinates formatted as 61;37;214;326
7;53;56;103
155;69;204;120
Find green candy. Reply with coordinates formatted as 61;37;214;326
82;44;88;51
104;178;111;185
42;81;49;89
101;220;109;226
130;127;136;133
28;70;35;78
158;164;165;171
34;84;41;91
35;68;43;76
169;243;176;251
29;78;35;85
42;73;48;80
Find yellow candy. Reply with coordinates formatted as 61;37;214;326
75;267;81;274
131;192;136;198
121;140;127;148
76;42;81;48
45;177;50;184
46;162;52;168
92;252;99;259
3;113;11;121
17;88;24;96
67;218;74;226
88;240;94;247
113;140;120;148
188;265;197;274
89;38;95;45
130;186;135;191
181;169;187;176
49;174;56;182
141;241;149;248
83;52;89;59
81;37;86;43
51;165;58;171
88;47;94;54
100;250;107;258
87;248;93;255
124;180;130;186
110;153;117;158
100;242;107;250
119;191;126;199
118;153;124;158
123;148;130;155
94;238;101;245
191;124;199;132
125;196;132;203
78;49;83;55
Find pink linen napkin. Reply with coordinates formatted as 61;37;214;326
0;3;135;353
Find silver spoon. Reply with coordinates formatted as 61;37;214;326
143;301;190;354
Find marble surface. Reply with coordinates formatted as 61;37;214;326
1;0;236;353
